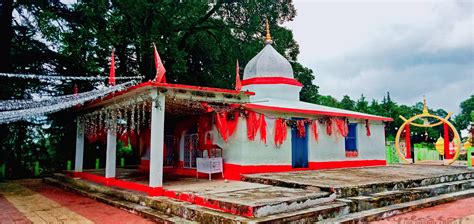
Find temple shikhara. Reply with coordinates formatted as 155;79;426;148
70;23;392;197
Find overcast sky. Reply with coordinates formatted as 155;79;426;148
285;0;473;114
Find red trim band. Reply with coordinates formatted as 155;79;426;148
245;104;393;121
242;77;303;87
223;160;387;180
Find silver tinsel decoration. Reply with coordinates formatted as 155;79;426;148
0;81;136;124
0;72;144;81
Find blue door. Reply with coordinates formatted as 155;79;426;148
345;123;358;152
291;118;308;168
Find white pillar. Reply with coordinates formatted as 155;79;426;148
74;118;84;172
149;89;165;187
105;122;117;178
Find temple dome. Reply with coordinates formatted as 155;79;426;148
243;44;294;80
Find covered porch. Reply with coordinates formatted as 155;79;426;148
71;82;252;196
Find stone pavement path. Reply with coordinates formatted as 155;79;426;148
0;179;154;224
372;197;474;224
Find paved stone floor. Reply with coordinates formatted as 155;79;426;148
0;179;154;224
372;196;474;224
244;164;473;188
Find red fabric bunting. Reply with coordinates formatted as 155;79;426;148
259;114;267;144
312;120;319;142
297;120;306;138
326;119;333;136
227;111;239;138
365;120;371;137
246;111;259;141
274;118;287;147
216;112;228;142
336;118;348;138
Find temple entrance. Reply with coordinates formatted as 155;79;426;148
291;118;308;168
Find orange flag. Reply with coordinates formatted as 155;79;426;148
153;43;166;83
235;60;242;91
108;49;116;86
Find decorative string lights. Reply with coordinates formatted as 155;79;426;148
0;72;144;81
0;81;136;124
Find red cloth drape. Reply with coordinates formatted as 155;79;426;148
216;112;228;142
326;119;333;136
365;120;371;136
259;114;267;143
335;118;348;138
246;111;260;141
297;120;306;138
311;120;319;142
274;118;287;147
227;111;239;138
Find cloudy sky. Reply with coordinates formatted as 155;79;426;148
285;0;473;114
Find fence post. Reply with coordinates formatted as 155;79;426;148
468;147;472;169
0;163;5;178
95;158;100;170
120;158;125;167
34;161;40;176
67;160;72;171
386;146;390;164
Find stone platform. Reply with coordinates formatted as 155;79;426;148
47;165;474;223
242;164;474;197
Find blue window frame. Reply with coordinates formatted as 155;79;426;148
345;123;358;154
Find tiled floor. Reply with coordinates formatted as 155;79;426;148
0;179;154;224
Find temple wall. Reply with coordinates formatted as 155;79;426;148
308;120;386;162
211;113;386;167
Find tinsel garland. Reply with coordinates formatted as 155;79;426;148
0;72;143;81
0;81;136;124
80;93;151;139
0;83;133;111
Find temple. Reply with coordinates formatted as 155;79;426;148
70;22;392;196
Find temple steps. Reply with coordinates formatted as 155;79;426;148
317;189;474;223
46;169;474;223
242;169;474;197
46;173;341;223
343;179;473;212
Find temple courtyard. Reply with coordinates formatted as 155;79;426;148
1;164;473;223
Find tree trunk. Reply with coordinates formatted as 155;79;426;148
0;0;13;72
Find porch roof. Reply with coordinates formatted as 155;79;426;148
245;98;393;121
80;81;254;111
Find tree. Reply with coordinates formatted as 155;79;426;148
455;95;474;131
339;95;355;111
356;94;369;113
1;0;320;177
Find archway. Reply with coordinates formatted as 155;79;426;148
394;98;461;165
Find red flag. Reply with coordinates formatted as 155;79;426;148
73;83;78;96
108;49;116;86
153;43;166;83
235;60;242;91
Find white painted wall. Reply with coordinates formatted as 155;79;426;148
211;112;387;166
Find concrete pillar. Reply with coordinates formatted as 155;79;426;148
149;89;165;187
106;121;117;178
74;118;84;172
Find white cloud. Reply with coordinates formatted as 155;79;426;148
285;0;474;114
